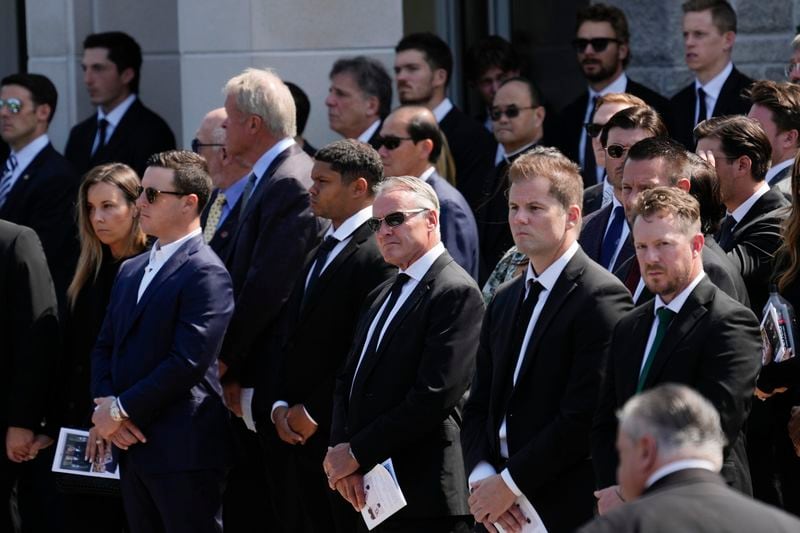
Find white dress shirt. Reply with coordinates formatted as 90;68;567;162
432;98;454;123
729;181;770;225
765;158;794;186
357;119;381;144
1;134;49;198
93;93;137;153
695;62;733;124
137;228;202;302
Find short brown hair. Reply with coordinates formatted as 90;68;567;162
682;0;737;34
694;116;772;181
633;186;701;236
509;146;583;212
146;150;212;212
576;4;631;67
595;92;646;113
600;105;668;147
747;80;800;139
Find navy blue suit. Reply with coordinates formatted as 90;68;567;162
424;170;480;281
91;234;234;533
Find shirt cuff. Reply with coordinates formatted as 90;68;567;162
270;401;289;424
500;468;523;497
468;460;497;486
240;388;256;432
116;397;129;418
302;406;318;427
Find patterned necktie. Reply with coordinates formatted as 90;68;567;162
637;307;677;392
696;86;708;126
203;192;227;243
600;205;625;270
0;154;19;209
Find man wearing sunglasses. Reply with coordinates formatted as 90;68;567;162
90;150;234;533
668;0;753;150
65;31;175;178
326;175;483;532
0;73;79;316
377;105;480;281
552;4;668;190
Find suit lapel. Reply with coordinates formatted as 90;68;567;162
621;305;656;399
239;144;295;223
1;144;51;211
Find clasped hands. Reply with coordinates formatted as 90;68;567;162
469;474;527;533
273;404;317;445
323;443;365;511
6;427;53;463
88;396;146;461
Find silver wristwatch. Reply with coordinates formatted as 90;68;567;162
109;398;127;422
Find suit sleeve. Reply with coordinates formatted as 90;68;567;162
349;282;485;469
505;282;632;496
726;213;783;284
89;280;120;400
439;199;479;280
7;227;59;430
219;177;318;381
117;264;234;422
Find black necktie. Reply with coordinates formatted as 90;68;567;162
506;280;544;386
95;118;109;154
716;215;736;252
303;235;340;302
696;87;707;126
583;96;598;182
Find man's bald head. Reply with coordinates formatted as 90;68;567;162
195;107;248;189
378;105;444;177
197;107;227;146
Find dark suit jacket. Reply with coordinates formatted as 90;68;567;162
425;170;480;280
578;469;800;533
0;143;79;311
551;78;670;188
200;188;243;263
0;221;59;431
579;202;634;273
65;98;176;177
593;277;761;494
583;182;605;216
718;187;789;314
462;248;632;532
439;106;496;209
331;252;484;522
219;143;323;384
257;221;395;430
90;235;234;474
669;66;754;149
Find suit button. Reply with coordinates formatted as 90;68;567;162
508;413;513;418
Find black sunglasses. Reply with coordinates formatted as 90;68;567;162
605;144;630;159
0;98;22;114
191;138;225;153
491;105;536;121
367;209;428;232
137;186;186;204
376;135;413;150
584;122;604;138
572;37;621;53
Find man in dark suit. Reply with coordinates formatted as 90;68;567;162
216;69;322;533
465;36;522;133
0;221;59;532
580;106;666;275
90;150;234;533
325;176;484;532
326;56;392;150
195;107;250;262
0;73;79;313
461;147;632;532
377;105;480;280
476;77;544;282
695;115;789;314
593;187;761;515
551;3;669;188
747;80;800;196
65;31;175;177
394;33;496;209
263;140;394;532
669;0;753;149
581;384;800;533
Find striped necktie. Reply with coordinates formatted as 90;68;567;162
0;154;19;209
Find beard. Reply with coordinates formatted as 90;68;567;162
581;58;621;83
398;83;435;106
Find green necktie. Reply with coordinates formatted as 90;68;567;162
636;307;676;392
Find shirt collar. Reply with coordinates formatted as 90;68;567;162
419;166;436;181
149;227;201;264
432;98;454;123
327;205;373;240
504;141;537;161
10;134;49;174
97;93;137;127
730;181;770;223
218;173;250;207
524;241;580;292
589;72;628;99
695;62;733;100
251;137;296;187
765;158;794;184
400;241;446;281
357;119;381;143
653;270;706;315
645;459;717;488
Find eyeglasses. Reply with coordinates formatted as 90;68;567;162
572;38;621;53
584;122;604;138
786;62;800;79
0;98;22;114
137;186;186;204
191;138;225;153
605;144;630;159
367;208;429;232
376;135;413;150
491;105;536;121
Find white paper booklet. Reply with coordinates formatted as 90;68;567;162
361;458;407;530
495;494;548;533
51;427;120;479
